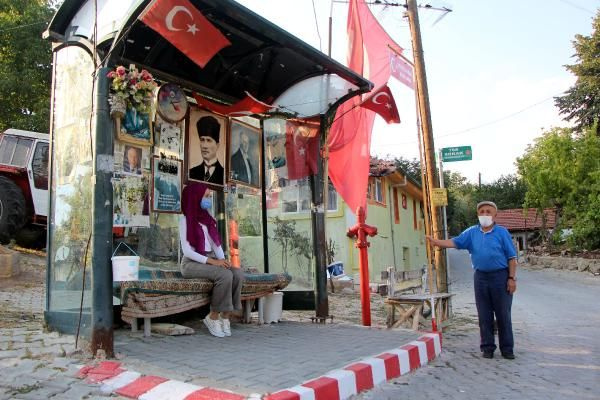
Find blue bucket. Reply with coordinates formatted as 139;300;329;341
327;262;344;277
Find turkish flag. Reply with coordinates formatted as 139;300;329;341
266;191;279;209
193;92;272;116
327;0;404;215
285;121;319;180
361;85;400;124
139;0;231;68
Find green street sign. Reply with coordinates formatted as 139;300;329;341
441;146;472;162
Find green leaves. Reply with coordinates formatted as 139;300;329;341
0;0;54;133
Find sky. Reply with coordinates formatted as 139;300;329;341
236;0;597;183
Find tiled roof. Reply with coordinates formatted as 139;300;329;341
369;158;396;177
495;208;557;231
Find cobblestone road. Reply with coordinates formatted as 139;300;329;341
354;249;600;400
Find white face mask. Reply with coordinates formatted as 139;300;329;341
478;215;494;228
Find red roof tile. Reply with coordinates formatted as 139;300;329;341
495;208;557;231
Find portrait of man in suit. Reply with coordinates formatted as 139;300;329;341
188;114;225;185
229;121;260;187
123;145;142;175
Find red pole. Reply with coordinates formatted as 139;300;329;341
347;206;378;326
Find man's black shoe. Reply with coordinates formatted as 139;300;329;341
482;351;494;359
501;352;515;360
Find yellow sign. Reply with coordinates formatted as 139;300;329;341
431;188;448;206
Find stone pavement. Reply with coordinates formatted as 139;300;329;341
353;249;600;400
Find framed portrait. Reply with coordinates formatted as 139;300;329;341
155;115;182;158
156;83;188;123
117;106;153;146
151;156;182;213
185;107;227;187
113;173;150;227
228;120;262;188
122;144;143;176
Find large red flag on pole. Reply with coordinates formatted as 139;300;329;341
139;0;231;68
327;0;404;215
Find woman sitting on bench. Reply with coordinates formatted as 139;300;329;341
180;182;244;338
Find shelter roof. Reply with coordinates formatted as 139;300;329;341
495;208;557;231
45;0;372;112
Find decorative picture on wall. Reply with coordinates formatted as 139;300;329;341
151;156;182;213
112;174;150;227
123;145;143;175
155;115;182;158
117;106;153;146
228;120;261;188
186;108;226;186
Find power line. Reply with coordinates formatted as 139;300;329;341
0;21;46;33
556;0;596;14
311;0;323;52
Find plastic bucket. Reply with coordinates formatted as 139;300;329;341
263;292;283;323
111;255;139;281
327;261;344;277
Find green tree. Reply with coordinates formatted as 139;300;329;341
554;11;600;133
0;0;54;133
517;127;600;249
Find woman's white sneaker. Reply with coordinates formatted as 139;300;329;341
220;319;231;336
203;316;225;337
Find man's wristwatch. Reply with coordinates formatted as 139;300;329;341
508;276;516;281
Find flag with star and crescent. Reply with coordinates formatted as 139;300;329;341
139;0;231;68
360;85;400;124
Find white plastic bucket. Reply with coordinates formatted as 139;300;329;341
111;255;140;281
263;292;283;323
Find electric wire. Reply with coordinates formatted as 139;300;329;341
311;0;323;52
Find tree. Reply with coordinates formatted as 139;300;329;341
554;11;600;133
517;127;600;249
0;1;55;133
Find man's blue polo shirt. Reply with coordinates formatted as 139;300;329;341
452;224;517;271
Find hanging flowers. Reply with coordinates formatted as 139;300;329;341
107;65;157;118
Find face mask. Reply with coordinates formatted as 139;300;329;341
200;198;212;210
478;215;494;228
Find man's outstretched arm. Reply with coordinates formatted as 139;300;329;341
426;236;456;249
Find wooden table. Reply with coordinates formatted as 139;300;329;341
385;293;454;330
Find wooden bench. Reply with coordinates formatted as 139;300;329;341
116;268;292;336
385;292;454;330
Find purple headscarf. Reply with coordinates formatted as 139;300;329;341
182;182;222;254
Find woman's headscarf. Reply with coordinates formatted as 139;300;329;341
182;182;222;254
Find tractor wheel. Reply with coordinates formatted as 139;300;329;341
15;226;47;249
0;176;26;244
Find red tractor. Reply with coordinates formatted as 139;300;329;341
0;129;49;248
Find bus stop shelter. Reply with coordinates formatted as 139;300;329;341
43;0;372;355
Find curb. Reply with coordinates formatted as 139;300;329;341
76;332;442;400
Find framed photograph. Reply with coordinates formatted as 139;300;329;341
122;144;143;175
156;83;188;123
185;108;226;187
117;106;153;146
228;120;262;188
155;115;182;158
113;174;150;227
151;156;182;213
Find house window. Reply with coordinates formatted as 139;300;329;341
393;187;400;224
368;177;385;205
281;178;337;214
375;179;383;203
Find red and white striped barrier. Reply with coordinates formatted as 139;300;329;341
76;332;441;400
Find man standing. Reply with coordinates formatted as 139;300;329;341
189;116;224;185
230;131;254;185
427;201;517;359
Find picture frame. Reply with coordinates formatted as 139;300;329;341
154;114;182;158
227;119;262;188
185;107;227;187
122;144;143;176
117;106;153;146
151;156;182;213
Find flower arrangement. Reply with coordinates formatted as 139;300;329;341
107;65;157;117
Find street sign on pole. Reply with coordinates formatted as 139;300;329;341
441;146;472;162
431;188;448;207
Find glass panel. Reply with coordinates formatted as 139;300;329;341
225;185;264;272
48;46;95;329
32;142;49;189
264;118;314;290
12;138;33;166
0;135;17;164
272;74;360;118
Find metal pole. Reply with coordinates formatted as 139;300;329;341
406;0;446;293
91;68;114;357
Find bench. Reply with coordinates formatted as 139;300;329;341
385;293;454;330
380;266;426;296
115;268;292;336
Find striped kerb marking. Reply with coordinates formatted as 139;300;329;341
399;344;421;370
302;377;340;400
115;376;169;398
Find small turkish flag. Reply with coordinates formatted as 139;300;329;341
139;0;231;68
285;121;319;180
193;92;272;116
360;85;401;124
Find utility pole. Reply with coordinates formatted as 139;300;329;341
406;0;447;292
